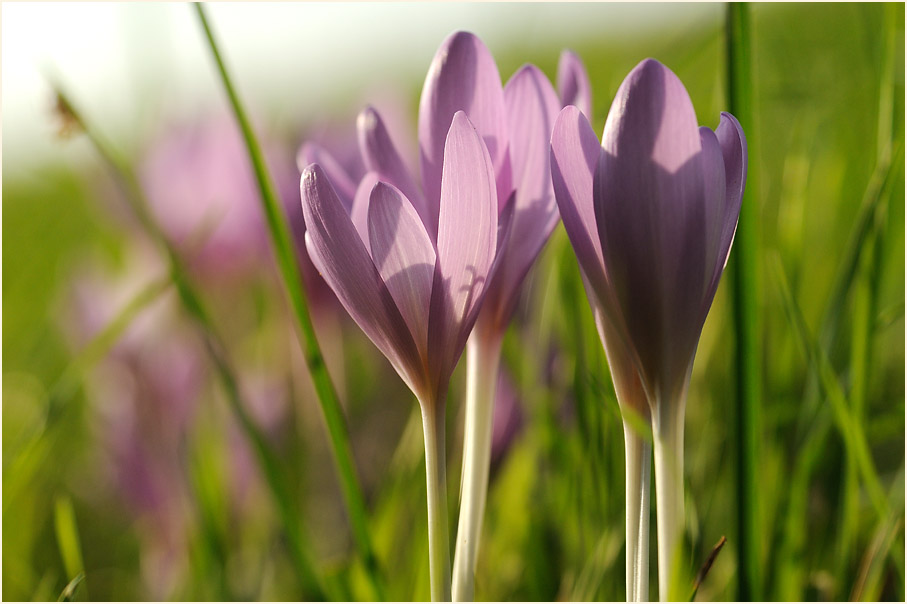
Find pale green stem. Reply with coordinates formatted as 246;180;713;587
624;421;652;602
452;332;503;601
421;399;452;602
653;392;686;602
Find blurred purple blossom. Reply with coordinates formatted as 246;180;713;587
139;114;300;282
62;249;202;598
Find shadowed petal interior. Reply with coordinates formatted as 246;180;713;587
368;181;436;357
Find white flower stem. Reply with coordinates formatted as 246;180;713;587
421;399;451;602
653;396;686;602
451;333;503;602
623;420;652;602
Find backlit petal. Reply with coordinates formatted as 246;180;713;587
418;31;510;227
557;50;592;118
427;112;498;391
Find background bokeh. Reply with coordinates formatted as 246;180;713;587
3;2;904;601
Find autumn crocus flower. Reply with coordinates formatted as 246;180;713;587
450;46;592;602
302;99;508;600
550;58;747;601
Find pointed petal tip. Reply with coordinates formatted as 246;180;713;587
557;50;592;117
451;109;472;130
555;103;583;124
300;162;321;189
357;105;379;131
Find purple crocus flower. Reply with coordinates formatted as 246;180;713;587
62;251;202;600
301;109;504;410
550;58;746;601
301;53;511;597
451;42;593;602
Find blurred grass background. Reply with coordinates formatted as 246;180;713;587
3;2;904;601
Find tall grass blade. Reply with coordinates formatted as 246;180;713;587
771;256;889;519
192;6;385;598
57;573;85;603
53;496;87;601
725;3;762;599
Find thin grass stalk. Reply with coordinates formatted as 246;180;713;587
49;83;327;600
623;421;651;602
836;206;884;592
452;331;503;601
192;4;385;598
421;399;452;601
771;255;889;518
725;3;762;600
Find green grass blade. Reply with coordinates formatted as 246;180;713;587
725;3;762;600
770;255;889;519
192;5;385;598
53;496;87;600
57;573;85;603
46;81;327;600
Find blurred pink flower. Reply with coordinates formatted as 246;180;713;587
139;113;300;281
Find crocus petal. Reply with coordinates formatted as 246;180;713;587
481;65;561;326
368;181;436;356
714;111;747;271
594;58;707;396
550;105;608;301
698;126;728;308
427;111;498;391
357;106;433;239
557;50;592;119
301;164;423;394
351;172;381;248
296;143;357;210
418;31;510;226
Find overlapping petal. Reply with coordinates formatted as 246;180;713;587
713;112;747;287
698;126;728;310
296;142;358;210
419;31;511;227
301;164;423;394
479;65;562;327
557;50;592;119
368;182;436;356
550;105;607;300
358;106;432;238
428;111;499;390
351;171;381;247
